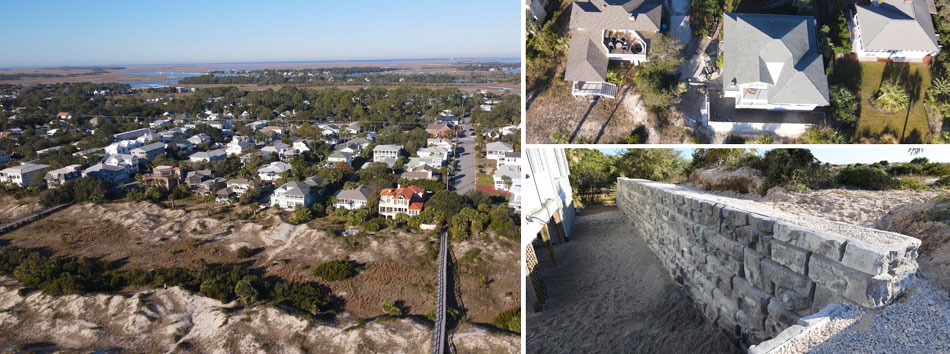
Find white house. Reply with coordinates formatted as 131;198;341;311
292;139;312;154
103;154;139;175
271;178;323;210
105;140;143;155
258;161;292;183
493;164;521;192
498;151;522;168
188;133;212;146
113;128;155;142
131;142;166;162
327;151;353;167
721;13;829;111
373;144;403;164
45;164;82;188
850;0;940;63
417;146;451;160
486;141;514;160
83;163;129;184
189;149;227;163
226;136;255;156
0;163;49;187
334;185;373;210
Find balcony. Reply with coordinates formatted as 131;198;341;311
572;81;618;99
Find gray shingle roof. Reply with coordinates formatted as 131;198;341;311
722;13;830;106
569;0;661;32
565;0;662;82
855;0;939;52
565;33;610;82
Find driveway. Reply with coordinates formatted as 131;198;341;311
451;116;476;195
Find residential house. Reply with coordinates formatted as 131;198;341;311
206;119;233;130
150;119;171;129
226;178;257;196
334;185;373;210
142;165;182;189
271;180;319;210
105;140;143;155
258;161;292;183
722;13;830;110
184;170;215;189
417;146;451;160
261;142;291;157
103;154;139;175
187;133;212;146
427;138;454;150
245;121;267;130
327;151;353;167
131;142;166;162
373;144;403;164
498;124;519;136
226;136;255;155
113;128;155;141
159;127;189;142
564;0;662;99
426;123;454;137
486;141;514;160
56;112;72;120
188;149;228;162
83;163;130;184
493;164;521;192
436;115;461;125
292;139;312;154
261;126;285;136
45;164;82;188
173;140;194;151
0;150;9;164
400;165;442;181
407;156;445;170
499;151;522;168
378;185;426;219
0;163;49;187
850;0;939;62
335;142;361;154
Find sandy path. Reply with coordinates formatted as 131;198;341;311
526;208;738;354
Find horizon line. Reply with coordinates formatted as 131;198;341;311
0;56;522;70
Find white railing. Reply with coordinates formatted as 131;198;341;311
572;81;618;99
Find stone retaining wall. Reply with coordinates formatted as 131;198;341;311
617;179;920;347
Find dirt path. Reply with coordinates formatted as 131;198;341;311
526;208;739;354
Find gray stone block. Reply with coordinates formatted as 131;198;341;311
757;234;773;258
774;223;846;261
707;229;745;261
840;239;919;277
808;254;903;308
733;225;760;248
749;213;775;234
760;259;812;296
744;247;770;291
774;286;811;311
767;297;800;333
734;277;771;322
713;288;739;335
770;241;809;275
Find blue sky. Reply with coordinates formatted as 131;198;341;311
0;0;520;67
598;148;950;164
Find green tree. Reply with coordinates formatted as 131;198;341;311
234;279;258;306
829;85;859;126
873;81;910;112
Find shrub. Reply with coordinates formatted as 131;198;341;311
235;246;253;259
936;176;950;187
270;281;336;315
382;300;403;316
836;166;899;190
898;179;931;190
312;260;360;281
873;81;909;112
492;308;520;333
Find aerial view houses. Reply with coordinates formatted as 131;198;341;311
527;0;950;143
0;80;522;350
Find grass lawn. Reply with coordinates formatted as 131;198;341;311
834;61;932;143
476;173;494;187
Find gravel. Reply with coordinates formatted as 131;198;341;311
762;278;950;353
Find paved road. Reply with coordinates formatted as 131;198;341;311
451;117;476;196
432;231;448;354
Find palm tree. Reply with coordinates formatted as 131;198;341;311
874;81;909;112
